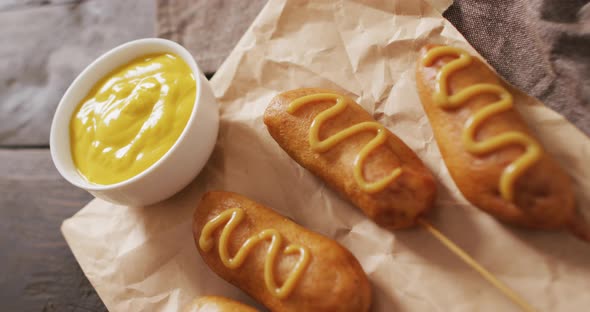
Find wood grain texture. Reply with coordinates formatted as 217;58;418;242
0;0;82;11
157;0;266;74
0;149;104;311
0;0;155;146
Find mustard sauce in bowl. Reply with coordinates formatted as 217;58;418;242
70;53;196;185
51;38;219;206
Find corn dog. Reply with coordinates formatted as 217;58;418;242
264;88;437;229
186;296;258;312
415;44;576;230
193;191;372;312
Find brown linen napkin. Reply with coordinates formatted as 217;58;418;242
444;0;590;134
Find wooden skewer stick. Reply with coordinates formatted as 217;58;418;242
417;218;538;312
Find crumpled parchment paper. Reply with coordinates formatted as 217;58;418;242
62;0;590;311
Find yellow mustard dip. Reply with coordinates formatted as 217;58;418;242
70;53;196;185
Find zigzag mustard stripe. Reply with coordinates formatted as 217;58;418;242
288;93;402;193
199;208;310;299
422;46;542;201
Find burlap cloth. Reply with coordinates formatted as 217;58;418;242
157;0;589;134
444;0;589;135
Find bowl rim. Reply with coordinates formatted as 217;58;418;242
50;38;206;192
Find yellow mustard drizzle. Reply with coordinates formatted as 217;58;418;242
422;46;542;201
199;208;311;299
287;93;402;193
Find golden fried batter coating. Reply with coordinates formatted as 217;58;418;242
187;296;258;312
193;191;372;312
264;88;436;229
416;44;575;229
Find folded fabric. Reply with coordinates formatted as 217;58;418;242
444;0;590;135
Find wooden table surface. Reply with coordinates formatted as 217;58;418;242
0;1;263;310
2;0;587;311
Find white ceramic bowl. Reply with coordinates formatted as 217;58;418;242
50;38;219;206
